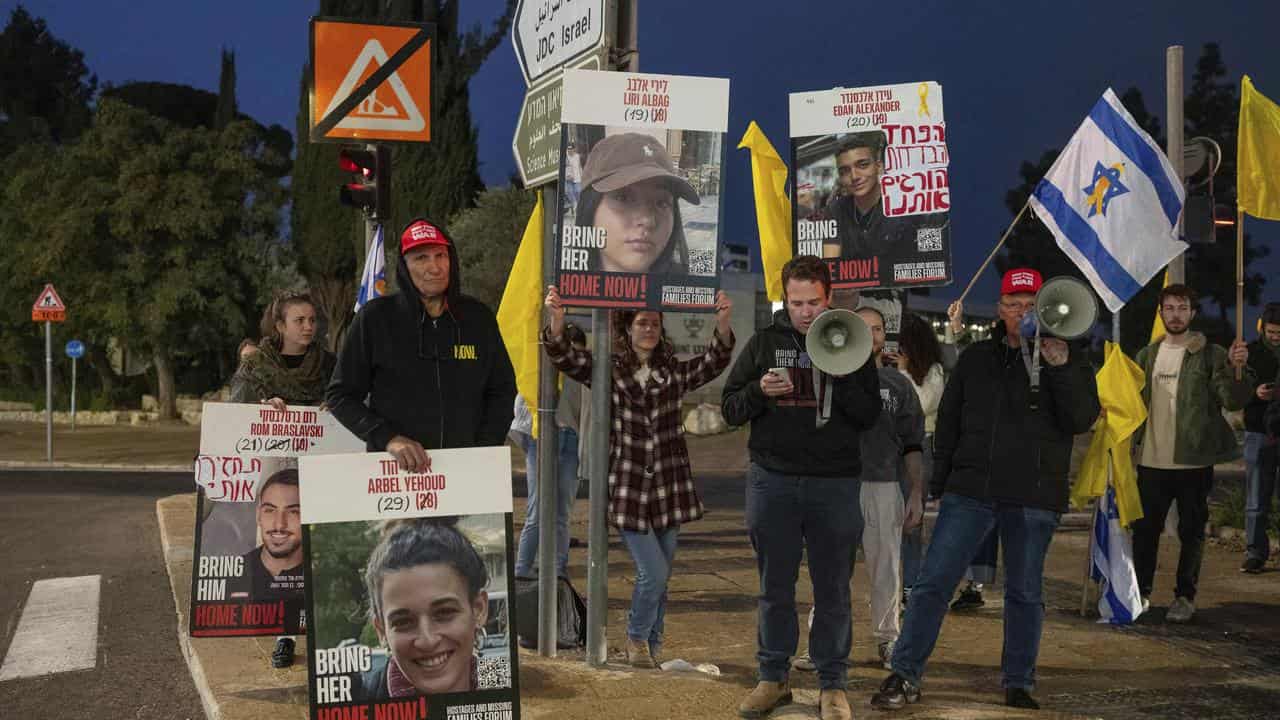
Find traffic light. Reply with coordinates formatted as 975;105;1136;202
338;144;391;220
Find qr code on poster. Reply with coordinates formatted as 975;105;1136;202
688;248;716;276
916;227;943;252
476;655;511;689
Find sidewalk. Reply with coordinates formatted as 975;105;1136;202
156;453;1280;720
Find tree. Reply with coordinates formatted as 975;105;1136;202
0;99;289;418
0;5;96;156
449;185;537;308
290;0;516;346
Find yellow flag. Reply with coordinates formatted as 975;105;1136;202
1072;342;1147;526
738;121;792;301
497;192;544;437
1239;75;1280;221
1149;270;1168;344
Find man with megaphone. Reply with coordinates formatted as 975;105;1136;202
872;268;1101;713
723;256;882;720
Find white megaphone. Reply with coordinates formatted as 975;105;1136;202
1032;276;1099;339
806;309;873;376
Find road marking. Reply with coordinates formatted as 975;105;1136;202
0;575;101;681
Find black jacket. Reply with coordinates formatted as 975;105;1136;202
326;243;516;451
721;309;880;477
1244;338;1279;433
932;328;1100;513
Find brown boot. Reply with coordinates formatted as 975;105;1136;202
819;688;852;720
738;680;792;718
625;636;657;669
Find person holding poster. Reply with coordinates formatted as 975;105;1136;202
721;256;881;720
541;285;734;669
326;218;516;470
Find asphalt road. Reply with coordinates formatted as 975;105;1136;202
0;470;205;720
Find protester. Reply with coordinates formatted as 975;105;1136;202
854;305;925;669
872;268;1100;712
1241;303;1280;573
327;218;516;469
564;142;583;207
722;255;880;720
1130;284;1251;621
514;324;588;580
357;518;495;699
543;285;734;669
893;312;944;598
228;292;333;668
574;132;700;275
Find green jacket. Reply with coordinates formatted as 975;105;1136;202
1133;332;1253;467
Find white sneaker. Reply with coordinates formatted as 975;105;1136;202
791;652;816;671
1141;595;1150;614
1166;596;1195;623
878;640;896;670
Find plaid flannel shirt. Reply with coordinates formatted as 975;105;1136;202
543;326;735;532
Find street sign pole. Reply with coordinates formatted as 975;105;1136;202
70;355;77;432
45;320;52;462
536;183;561;658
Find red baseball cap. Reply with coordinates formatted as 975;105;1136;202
1001;268;1042;295
400;219;450;254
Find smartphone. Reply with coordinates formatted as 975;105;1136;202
768;367;790;384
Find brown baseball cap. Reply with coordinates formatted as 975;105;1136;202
580;133;700;205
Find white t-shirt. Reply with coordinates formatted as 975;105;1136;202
1140;343;1199;469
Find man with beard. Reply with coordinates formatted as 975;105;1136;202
1130;284;1251;622
327;218;516;470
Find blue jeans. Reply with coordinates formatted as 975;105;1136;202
901;435;931;589
746;462;863;690
891;493;1060;690
619;525;679;649
1245;431;1278;561
515;429;580;577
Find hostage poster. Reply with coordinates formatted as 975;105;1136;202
555;68;729;311
299;447;519;720
189;402;364;638
790;81;953;289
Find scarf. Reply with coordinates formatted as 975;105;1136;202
232;338;334;405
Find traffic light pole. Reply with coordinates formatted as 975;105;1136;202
365;143;380;258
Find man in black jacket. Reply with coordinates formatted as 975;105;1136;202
1241;303;1280;573
327;218;516;470
871;268;1100;712
722;255;881;720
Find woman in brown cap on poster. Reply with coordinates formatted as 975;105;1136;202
573;132;702;276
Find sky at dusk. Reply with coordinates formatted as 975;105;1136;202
11;0;1280;324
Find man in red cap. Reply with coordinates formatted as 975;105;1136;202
327;218;516;470
871;268;1100;712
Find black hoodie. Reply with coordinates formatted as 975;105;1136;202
326;236;516;451
721;308;881;477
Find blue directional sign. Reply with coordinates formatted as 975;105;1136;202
65;340;85;359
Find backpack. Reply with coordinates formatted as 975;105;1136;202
513;575;586;650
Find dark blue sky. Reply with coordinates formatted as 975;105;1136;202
11;0;1280;322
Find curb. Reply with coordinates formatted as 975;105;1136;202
0;460;190;472
156;495;220;720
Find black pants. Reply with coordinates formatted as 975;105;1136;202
1130;465;1214;601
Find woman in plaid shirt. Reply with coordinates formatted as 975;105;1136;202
542;285;735;669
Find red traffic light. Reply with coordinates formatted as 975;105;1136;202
339;148;376;177
337;144;390;218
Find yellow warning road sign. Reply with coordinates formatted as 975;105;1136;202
31;284;66;323
310;18;434;143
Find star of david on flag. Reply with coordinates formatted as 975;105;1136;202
354;224;387;312
1029;89;1186;312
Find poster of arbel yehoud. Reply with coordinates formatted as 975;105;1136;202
299;447;518;720
189;402;364;638
791;81;952;290
556;68;729;312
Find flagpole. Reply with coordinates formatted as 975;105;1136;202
958;199;1031;303
1236;209;1245;380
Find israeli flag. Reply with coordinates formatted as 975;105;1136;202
1091;484;1145;625
354;224;386;312
1029;89;1186;312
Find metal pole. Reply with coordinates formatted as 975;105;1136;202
45;321;52;462
71;356;77;432
585;308;610;667
1166;46;1185;285
537;184;562;657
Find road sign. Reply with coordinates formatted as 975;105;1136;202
512;0;606;86
66;340;85;359
310;18;434;143
513;49;605;187
31;284;66;323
